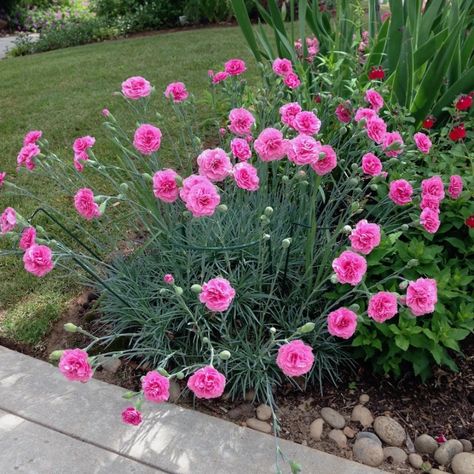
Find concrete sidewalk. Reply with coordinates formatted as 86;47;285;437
0;346;386;474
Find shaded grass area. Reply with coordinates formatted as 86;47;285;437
0;26;257;343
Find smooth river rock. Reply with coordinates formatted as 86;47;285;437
256;404;272;421
356;431;382;446
320;407;345;429
452;452;474;474
328;429;347;448
408;452;423;469
246;418;272;434
351;404;374;428
359;394;370;405
353;437;384;467
373;416;406;447
310;418;324;441
383;447;407;465
460;439;473;452
414;433;438;454
434;439;463;466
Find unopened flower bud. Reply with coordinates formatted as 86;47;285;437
343;225;352;234
174;286;183;296
351;163;359;171
319;152;326;159
388;158;399;166
330;274;338;284
300;180;309;187
202;337;209;344
349;177;359;186
49;350;64;361
64;323;79;333
142;173;153;182
119;183;129;193
269;327;277;334
157;367;170;377
407;259;419;268
176;371;185;380
356;208;364;214
298;322;315;334
159;288;167;295
262;233;271;240
217;204;228;212
340;126;347;134
399;280;409;290
175;175;183;187
219;350;231;360
264;206;274;216
349;303;360;312
191;284;202;293
401;224;409;231
282;175;290;182
354;187;363;193
182;210;192;218
351;202;360;212
282;238;292;249
370;184;378;191
297;170;307;178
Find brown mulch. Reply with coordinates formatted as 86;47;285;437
2;289;472;470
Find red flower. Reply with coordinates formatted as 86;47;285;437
368;66;385;81
466;215;474;229
455;94;473;111
314;94;321;103
422;115;436;130
435;434;447;443
449;123;466;142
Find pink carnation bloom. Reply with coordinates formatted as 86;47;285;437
1;207;16;234
142;371;170;403
73;136;95;155
420;208;440;234
421;175;445;201
212;71;229;84
332;250;367;286
349;219;381;255
361;153;383;176
368;292;398;323
382;131;404;157
224;58;246;76
254;128;289;162
23;243;54;277
276;340;314;377
283;72;301;89
199;277;235;312
335;103;352;123
133;124;162;155
164;82;188;103
365;88;384;112
73;151;90;172
17;143;40;171
102;108;110;117
414;132;432;154
74;188;101;220
59;349;93;382
153;169;180;203
233;162;260;191
389;179;413;205
229;108;255;136
183;178;221;218
420;193;441;212
366;116;387;144
122;407;142;426
163;274;174;284
354;107;377;123
187;366;226;399
311;144;337;176
179;175;209;202
23;130;42;146
0;171;6;187
230;138;252;161
406;278;437;316
19;227;36;251
272;58;293;76
121;76;152;100
327;307;358;339
197;148;233;182
448;175;463;199
280;102;302;128
288;134;321;166
293;111;321;135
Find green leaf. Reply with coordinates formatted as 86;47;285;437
395;335;410;351
413;28;448;70
387;0;405;73
230;0;262;61
393;25;414;108
365;15;390;71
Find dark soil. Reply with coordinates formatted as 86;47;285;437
2;289;473;472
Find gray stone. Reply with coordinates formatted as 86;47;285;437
383;446;408;465
452;452;474;474
244;389;255;401
328;429;347;448
460;439;473;452
168;378;181;402
100;357;121;373
353;437;384;467
351;404;374;428
434;439;463;466
0;345;386;474
408;453;423;469
310;418;324;441
321;407;346;429
246;418;272;434
359;394;370;405
415;433;439;454
256;403;272;421
356;431;382;446
227;403;254;420
343;426;356;438
373;416;406;447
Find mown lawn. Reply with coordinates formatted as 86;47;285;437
0;26;257;344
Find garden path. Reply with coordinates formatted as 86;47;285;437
0;346;387;473
0;34;38;59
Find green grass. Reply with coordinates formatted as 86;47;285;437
0;26;257;343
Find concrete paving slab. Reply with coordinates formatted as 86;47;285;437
0;409;164;473
0;346;387;474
